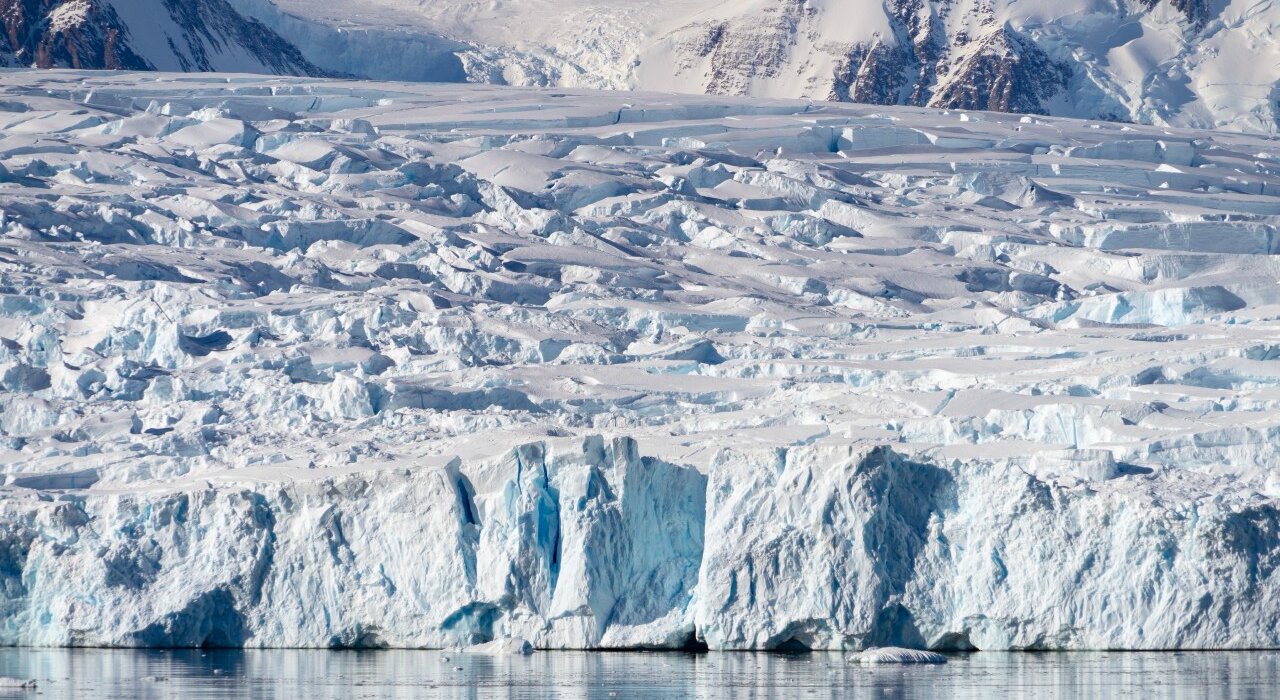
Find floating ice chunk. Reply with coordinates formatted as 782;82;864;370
463;637;534;655
0;677;37;688
849;648;947;665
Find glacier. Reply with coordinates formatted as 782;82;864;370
2;70;1280;650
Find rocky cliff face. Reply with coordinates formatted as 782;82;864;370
151;0;324;74
663;0;1163;117
925;23;1069;114
673;0;818;97
1144;0;1213;25
0;0;148;69
0;0;324;75
649;0;1276;130
832;0;946;106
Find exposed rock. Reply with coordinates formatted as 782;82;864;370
0;0;326;75
0;0;148;69
926;24;1069;115
1143;0;1215;25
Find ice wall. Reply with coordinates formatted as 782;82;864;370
0;438;708;649
3;437;1278;650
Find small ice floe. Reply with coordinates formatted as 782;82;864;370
0;677;37;689
463;637;535;655
848;647;947;665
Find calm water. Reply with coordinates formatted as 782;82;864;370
1;648;1278;699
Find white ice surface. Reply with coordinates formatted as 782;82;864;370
849;648;948;665
1;71;1280;650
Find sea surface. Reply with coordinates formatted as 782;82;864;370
1;648;1277;699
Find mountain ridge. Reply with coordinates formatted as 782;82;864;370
1;0;1277;133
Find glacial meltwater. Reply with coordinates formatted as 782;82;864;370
1;649;1278;699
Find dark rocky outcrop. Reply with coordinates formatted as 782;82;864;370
926;24;1070;114
0;0;326;75
831;3;1067;115
1143;0;1215;26
0;0;149;69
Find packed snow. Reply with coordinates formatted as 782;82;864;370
46;2;93;33
3;70;1280;651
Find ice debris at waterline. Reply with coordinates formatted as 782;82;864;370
0;677;37;689
849;648;948;665
3;70;1280;651
464;638;536;655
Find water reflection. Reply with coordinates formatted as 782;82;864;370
1;648;1278;699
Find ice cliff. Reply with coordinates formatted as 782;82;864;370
6;438;1279;650
2;71;1280;650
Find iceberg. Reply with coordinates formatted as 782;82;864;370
464;638;535;655
849;648;948;665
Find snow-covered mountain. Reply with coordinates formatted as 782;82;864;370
0;0;318;74
4;70;1280;650
3;1;1279;133
0;0;469;82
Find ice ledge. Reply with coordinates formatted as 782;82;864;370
2;436;1277;651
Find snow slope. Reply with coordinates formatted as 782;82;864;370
3;70;1280;650
0;0;468;83
251;0;1280;133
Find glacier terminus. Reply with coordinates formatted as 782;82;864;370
1;70;1280;652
